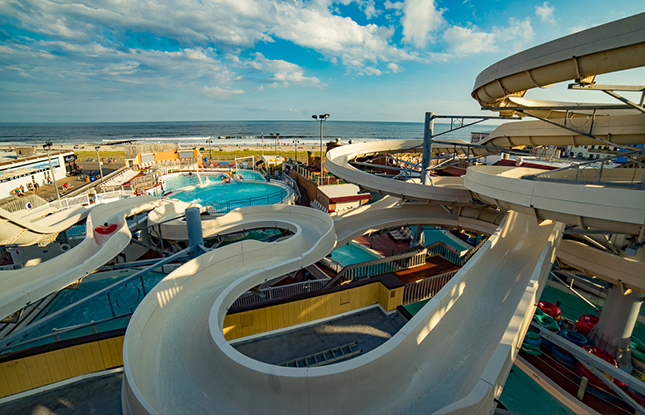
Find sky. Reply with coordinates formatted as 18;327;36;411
0;0;643;123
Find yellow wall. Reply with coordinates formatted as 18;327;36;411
0;336;124;398
223;281;404;341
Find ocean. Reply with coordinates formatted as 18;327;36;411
0;120;494;147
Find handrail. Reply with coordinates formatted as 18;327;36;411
204;188;289;214
403;269;458;305
323;248;427;288
0;313;133;355
531;322;645;411
230;280;328;309
522;148;645;189
0;248;190;349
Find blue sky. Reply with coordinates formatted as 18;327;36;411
0;0;643;123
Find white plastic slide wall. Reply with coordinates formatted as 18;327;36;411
122;203;560;415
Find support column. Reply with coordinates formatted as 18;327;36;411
185;207;204;256
412;225;425;247
421;112;435;185
589;285;644;369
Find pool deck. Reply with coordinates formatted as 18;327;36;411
233;307;408;366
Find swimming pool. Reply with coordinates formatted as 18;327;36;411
164;171;291;214
421;228;472;251
331;242;381;266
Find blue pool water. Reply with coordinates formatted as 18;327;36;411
331;242;381;266
12;270;169;351
422;228;472;251
163;171;287;213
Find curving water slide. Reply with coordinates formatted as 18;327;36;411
122;200;560;415
122;13;644;415
0;195;161;321
0;204;90;246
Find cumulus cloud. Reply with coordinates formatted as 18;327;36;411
202;86;245;99
387;62;402;73
401;0;445;48
535;2;556;25
443;18;534;55
271;3;417;71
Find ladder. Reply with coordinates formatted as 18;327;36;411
281;342;362;368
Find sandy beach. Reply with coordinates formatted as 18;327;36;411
10;142;327;165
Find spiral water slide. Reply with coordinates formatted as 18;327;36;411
470;12;645;151
0;195;160;321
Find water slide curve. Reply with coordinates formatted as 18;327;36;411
121;14;643;415
0;196;160;321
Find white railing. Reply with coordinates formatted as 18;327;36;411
403;269;458;305
47;194;90;211
319;256;343;273
326;248;427;288
310;199;328;213
94;189;134;203
230;280;327;309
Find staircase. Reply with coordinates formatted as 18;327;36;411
280;341;362;367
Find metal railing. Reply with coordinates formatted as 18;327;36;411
230;280;327;309
46;194;91;211
319;256;344;273
324;248;428;288
0;249;189;351
425;241;463;266
130;173;159;190
204;189;288;214
522;148;645;189
0;314;132;355
402;269;458;305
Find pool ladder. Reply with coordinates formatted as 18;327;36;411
280;341;362;368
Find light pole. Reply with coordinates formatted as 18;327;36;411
44;142;60;200
275;133;279;175
208;138;212;166
312;114;329;181
294;139;298;166
95;146;104;180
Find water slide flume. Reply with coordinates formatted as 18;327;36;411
0;195;160;321
324;139;472;205
471;13;645;107
0;204;90;246
122;198;560;414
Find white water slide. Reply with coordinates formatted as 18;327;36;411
0;204;90;246
122;14;643;415
0;196;161;321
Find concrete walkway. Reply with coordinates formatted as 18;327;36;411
0;371;123;415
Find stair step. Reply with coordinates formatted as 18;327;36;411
280;341;362;368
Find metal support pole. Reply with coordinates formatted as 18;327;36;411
45;144;61;200
185;207;204;256
319;120;324;179
421;112;435;185
95;146;104;180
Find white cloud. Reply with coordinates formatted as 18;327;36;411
385;1;403;11
387;62;402;73
235;53;322;87
271;3;417;71
401;0;445;48
535;2;556;25
443;18;534;56
202;86;244;99
443;26;497;54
